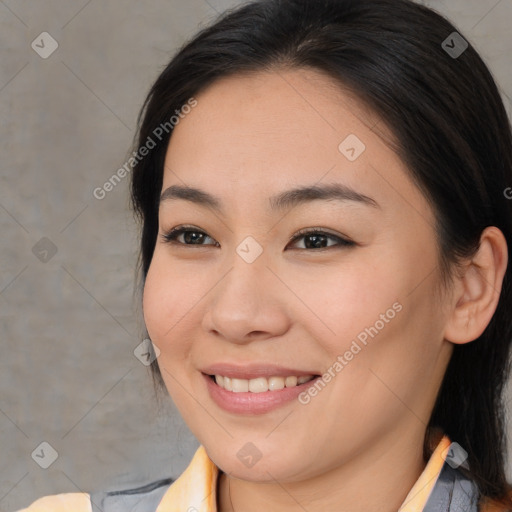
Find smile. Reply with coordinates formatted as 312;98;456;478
211;374;315;393
202;372;321;414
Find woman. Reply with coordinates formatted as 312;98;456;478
18;0;512;510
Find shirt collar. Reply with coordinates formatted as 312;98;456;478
156;434;452;512
398;433;452;512
156;444;218;512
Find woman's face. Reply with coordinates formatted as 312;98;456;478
143;68;454;482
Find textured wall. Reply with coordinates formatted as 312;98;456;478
1;1;511;510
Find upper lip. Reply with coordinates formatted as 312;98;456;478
201;363;319;380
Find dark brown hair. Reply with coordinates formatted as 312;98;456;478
130;0;512;506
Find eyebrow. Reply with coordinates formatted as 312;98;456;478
159;183;380;214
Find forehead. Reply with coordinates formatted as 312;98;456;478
165;68;386;167
161;68;430;223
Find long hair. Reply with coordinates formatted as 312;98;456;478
130;0;512;505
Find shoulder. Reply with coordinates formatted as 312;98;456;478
16;492;91;512
16;477;175;512
90;477;174;512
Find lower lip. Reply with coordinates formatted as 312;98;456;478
203;373;320;414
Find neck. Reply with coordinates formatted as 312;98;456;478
217;425;428;512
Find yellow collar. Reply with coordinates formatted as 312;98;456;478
398;434;451;511
156;444;218;512
157;435;451;512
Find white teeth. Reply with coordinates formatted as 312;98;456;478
231;378;249;392
249;377;268;393
268;376;285;390
285;376;298;387
213;374;315;393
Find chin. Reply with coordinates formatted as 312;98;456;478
206;443;310;483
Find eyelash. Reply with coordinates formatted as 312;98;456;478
159;225;355;250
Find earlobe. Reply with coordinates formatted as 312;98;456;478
443;226;508;345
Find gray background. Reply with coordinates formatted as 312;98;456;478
1;1;511;511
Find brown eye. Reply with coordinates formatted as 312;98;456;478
160;226;355;251
160;226;219;246
287;229;355;250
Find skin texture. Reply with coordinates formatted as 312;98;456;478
142;68;508;512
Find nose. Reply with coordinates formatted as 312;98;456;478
201;255;290;345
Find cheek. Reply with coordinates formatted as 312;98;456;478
142;258;191;399
309;256;401;349
142;262;167;343
142;251;209;364
311;274;406;398
311;244;441;391
142;249;180;328
142;254;187;355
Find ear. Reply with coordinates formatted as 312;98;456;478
443;226;508;344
